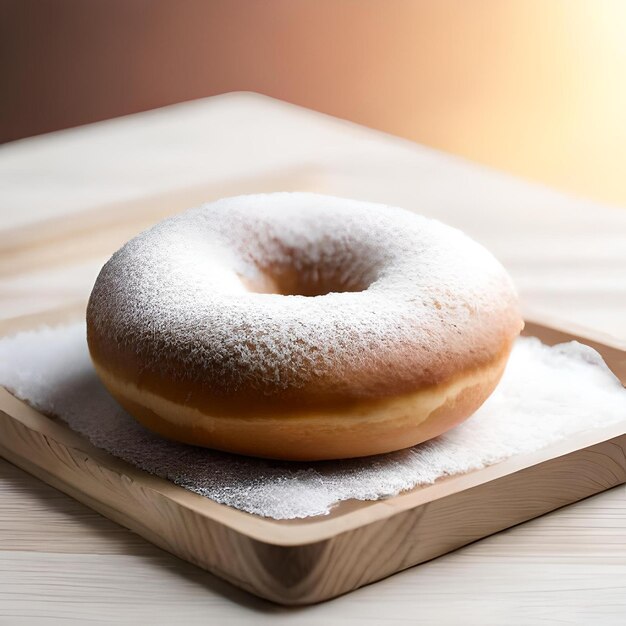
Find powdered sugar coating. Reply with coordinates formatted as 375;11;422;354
87;193;521;408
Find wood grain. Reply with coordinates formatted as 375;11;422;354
1;93;626;621
1;309;625;604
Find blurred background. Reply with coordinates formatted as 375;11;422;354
2;0;626;206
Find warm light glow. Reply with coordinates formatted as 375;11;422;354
4;0;626;205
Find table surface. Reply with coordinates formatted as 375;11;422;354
1;92;625;624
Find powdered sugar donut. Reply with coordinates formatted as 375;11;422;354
87;193;523;460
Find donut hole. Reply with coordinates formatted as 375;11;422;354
244;246;380;297
243;264;374;297
272;265;372;297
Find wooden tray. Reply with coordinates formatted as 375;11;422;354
0;307;625;605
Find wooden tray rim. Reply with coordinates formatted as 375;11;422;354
1;305;625;547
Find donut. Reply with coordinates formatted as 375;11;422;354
87;193;523;461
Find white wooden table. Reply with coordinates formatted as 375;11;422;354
1;93;625;624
